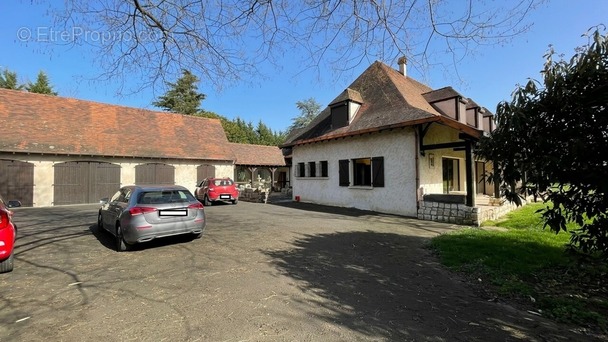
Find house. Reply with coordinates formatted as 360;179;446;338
282;59;502;225
228;142;288;190
0;88;235;207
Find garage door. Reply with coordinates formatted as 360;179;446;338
54;162;121;205
196;164;215;182
0;160;34;207
135;163;175;185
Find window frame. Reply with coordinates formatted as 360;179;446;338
308;161;317;177
352;158;372;186
320;161;328;178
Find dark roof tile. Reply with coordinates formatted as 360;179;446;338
283;61;485;146
422;86;464;103
328;88;364;106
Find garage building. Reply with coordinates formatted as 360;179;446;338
0;88;236;206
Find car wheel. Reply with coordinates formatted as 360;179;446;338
0;253;14;273
204;195;211;206
115;224;131;252
232;199;238;205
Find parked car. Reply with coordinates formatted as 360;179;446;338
98;185;206;252
0;195;17;273
195;178;239;206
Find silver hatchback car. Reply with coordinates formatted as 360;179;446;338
98;185;206;251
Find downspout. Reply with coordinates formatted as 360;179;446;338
414;126;420;211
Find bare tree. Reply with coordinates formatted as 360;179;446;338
49;0;542;92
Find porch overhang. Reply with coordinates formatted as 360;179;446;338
418;123;481;208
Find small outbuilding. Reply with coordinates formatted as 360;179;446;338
228;142;288;191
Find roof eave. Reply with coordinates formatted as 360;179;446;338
436;116;483;139
285;117;442;147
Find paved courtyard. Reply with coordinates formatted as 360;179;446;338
0;201;590;341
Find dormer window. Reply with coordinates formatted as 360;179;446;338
329;88;363;129
422;87;467;124
465;98;485;129
483;112;495;133
331;102;349;129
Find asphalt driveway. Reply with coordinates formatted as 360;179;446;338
0;201;590;341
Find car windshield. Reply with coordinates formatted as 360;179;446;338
137;190;195;204
212;179;233;186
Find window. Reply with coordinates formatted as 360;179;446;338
442;158;460;193
298;162;305;177
111;188;131;203
320;161;328;177
353;158;371;186
308;161;316;177
137;190;195;204
339;157;384;187
110;190;121;202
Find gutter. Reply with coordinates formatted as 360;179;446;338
414;126;421;211
281;117;441;148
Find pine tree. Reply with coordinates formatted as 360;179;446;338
287;98;322;133
26;71;58;95
153;70;206;115
0;69;23;90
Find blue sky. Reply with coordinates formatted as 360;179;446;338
0;1;605;133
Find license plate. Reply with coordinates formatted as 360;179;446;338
159;209;188;216
220;195;230;199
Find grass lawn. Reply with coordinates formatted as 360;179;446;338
430;202;608;333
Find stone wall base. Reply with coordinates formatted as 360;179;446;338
417;197;531;226
417;201;480;226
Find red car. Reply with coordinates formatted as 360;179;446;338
195;178;239;206
0;195;17;273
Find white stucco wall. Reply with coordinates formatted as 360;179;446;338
32;160;54;207
292;129;418;217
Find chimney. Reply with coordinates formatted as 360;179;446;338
398;56;407;77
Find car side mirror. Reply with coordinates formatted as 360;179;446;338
7;200;21;208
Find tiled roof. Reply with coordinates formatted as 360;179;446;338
329;88;363;106
422;86;466;103
283;61;483;146
0;89;235;161
229;143;286;166
466;98;480;110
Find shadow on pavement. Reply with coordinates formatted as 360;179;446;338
264;230;589;341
